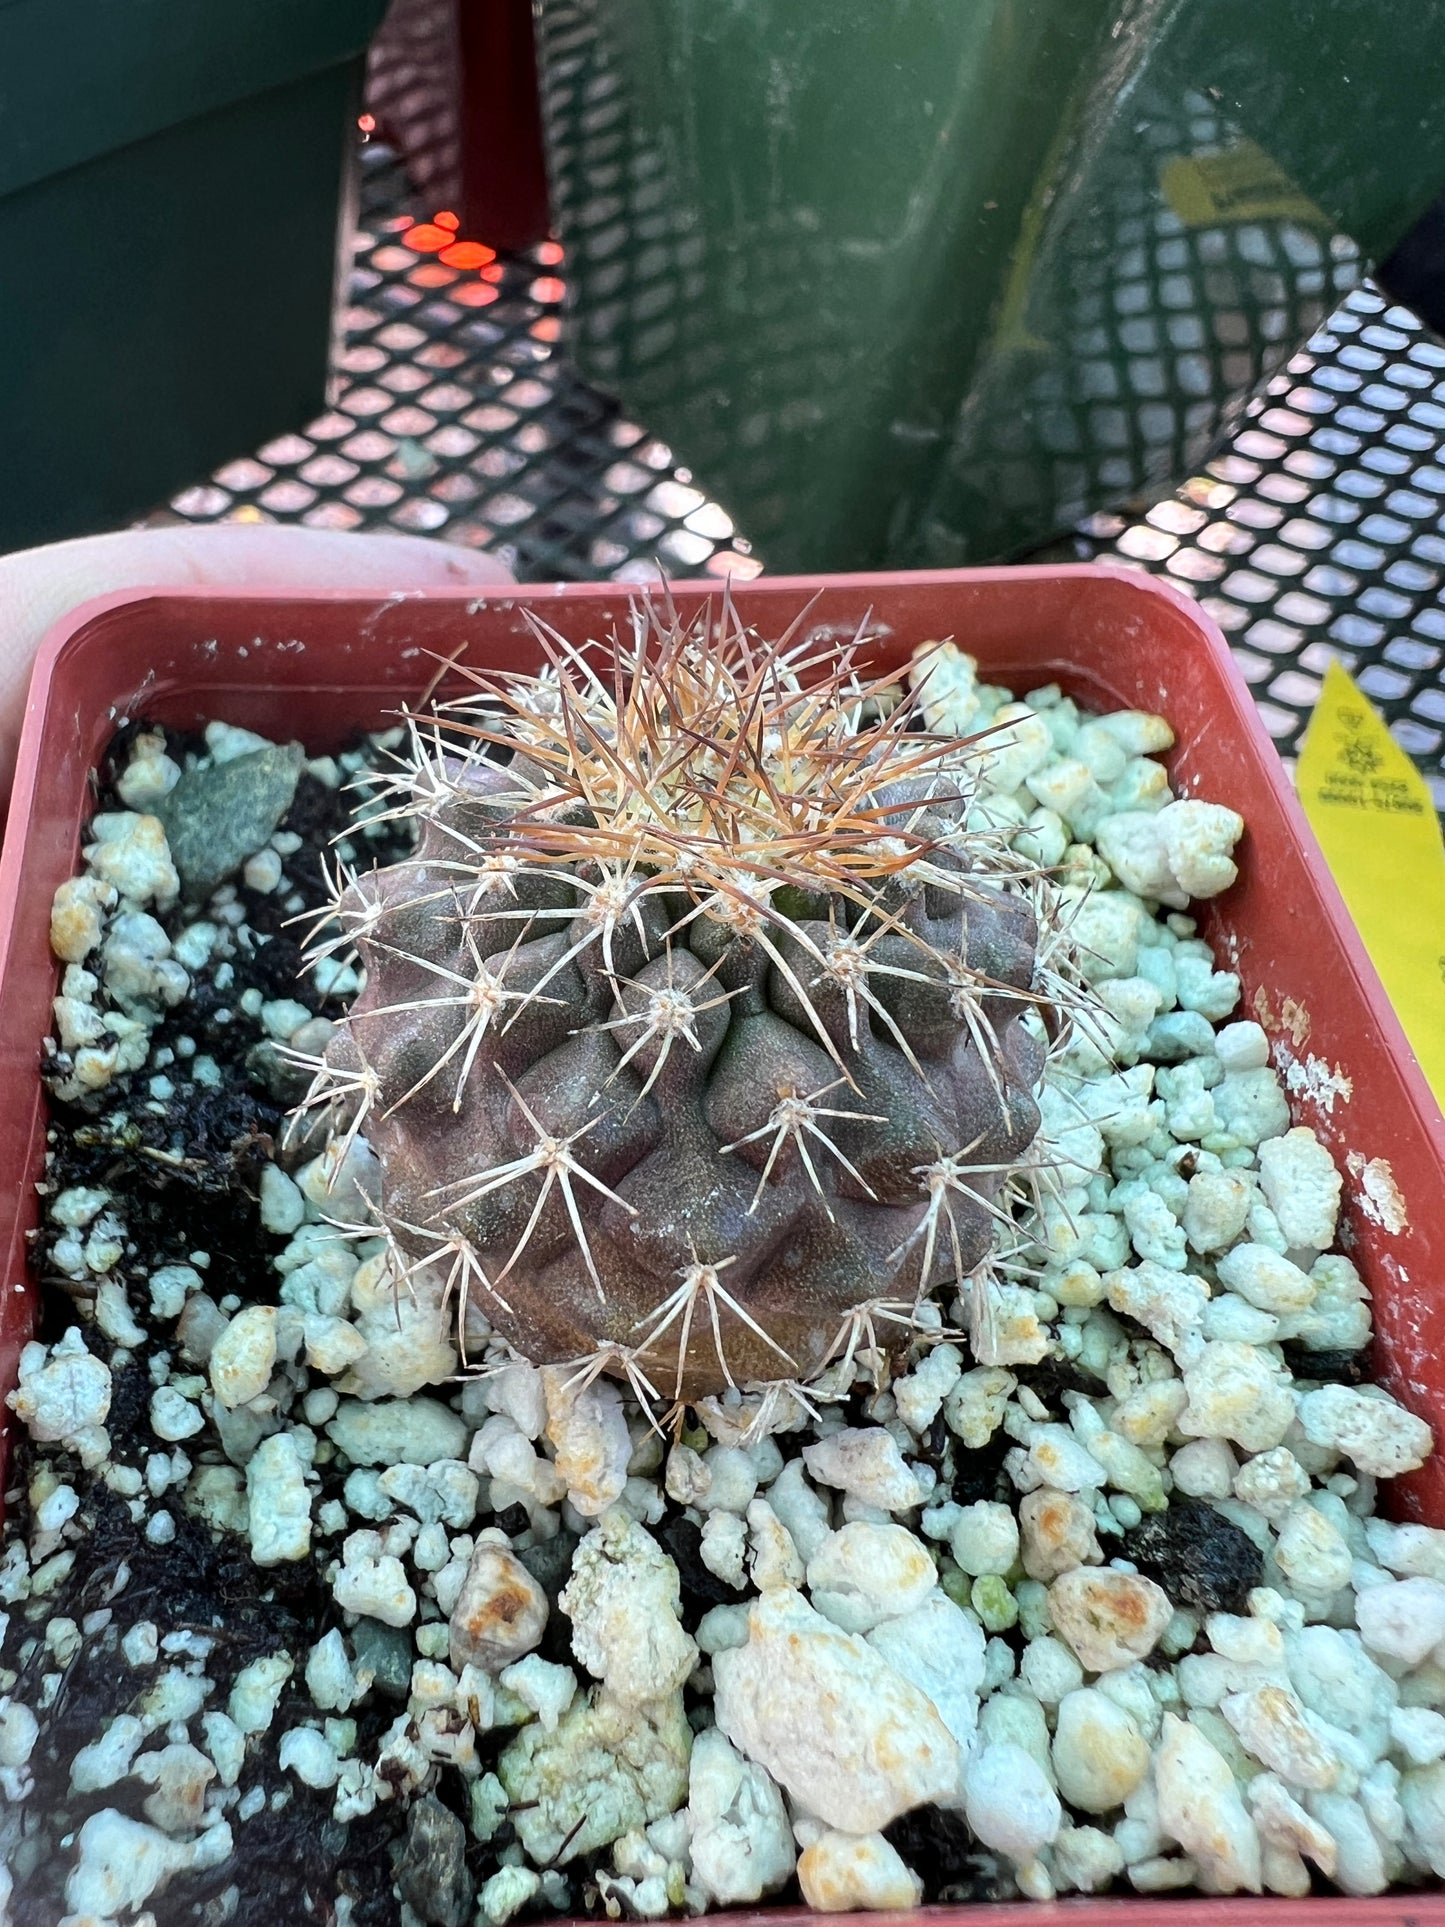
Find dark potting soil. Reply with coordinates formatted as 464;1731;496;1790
4;1487;401;1927
1277;1344;1374;1387
1121;1496;1265;1617
882;1804;1013;1906
3;730;435;1927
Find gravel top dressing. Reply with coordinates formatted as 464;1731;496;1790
3;642;1445;1926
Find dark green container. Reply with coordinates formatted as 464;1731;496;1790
537;0;1445;572
0;0;387;549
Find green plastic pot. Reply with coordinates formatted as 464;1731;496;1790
536;0;1445;572
0;0;387;549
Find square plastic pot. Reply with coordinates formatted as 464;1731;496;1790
0;0;387;547
1;565;1443;1927
532;3;1445;574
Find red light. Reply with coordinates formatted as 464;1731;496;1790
538;240;564;264
358;113;376;134
440;241;497;270
402;223;453;253
434;210;461;232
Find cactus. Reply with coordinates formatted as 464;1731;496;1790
300;601;1054;1412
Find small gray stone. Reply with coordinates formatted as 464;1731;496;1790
350;1619;413;1700
398;1794;474;1927
156;744;304;898
245;1039;309;1104
517;1530;579;1603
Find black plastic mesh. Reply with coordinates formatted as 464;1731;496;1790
151;136;1443;809
1080;285;1445;809
158;143;757;587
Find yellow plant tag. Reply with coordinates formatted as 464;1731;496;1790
1160;140;1328;231
1296;659;1445;1106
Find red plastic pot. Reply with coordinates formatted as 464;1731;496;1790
1;566;1443;1926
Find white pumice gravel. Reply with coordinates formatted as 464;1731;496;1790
7;663;1445;1918
796;1828;924;1911
9;1329;112;1465
1047;1568;1174;1672
245;1429;313;1566
687;1725;797;1905
801;1427;928;1512
207;1302;278;1408
64;1807;233;1917
963;1741;1062;1869
866;1589;986;1754
332;1532;418;1628
227;1651;293;1734
500;1654;578;1733
562;1513;698;1707
1155;1713;1262;1892
805;1520;938;1632
541;1365;632;1516
713;1587;960;1831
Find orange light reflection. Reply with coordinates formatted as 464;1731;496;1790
403;222;453;254
441;241;497;270
401;214;503;284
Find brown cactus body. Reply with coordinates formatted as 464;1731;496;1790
313;606;1046;1405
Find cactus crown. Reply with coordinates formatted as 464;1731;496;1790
299;598;1056;1419
396;598;1008;930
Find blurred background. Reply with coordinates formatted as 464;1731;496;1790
2;0;1444;798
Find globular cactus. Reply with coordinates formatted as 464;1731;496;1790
301;602;1050;1411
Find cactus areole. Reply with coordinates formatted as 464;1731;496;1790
308;601;1049;1411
